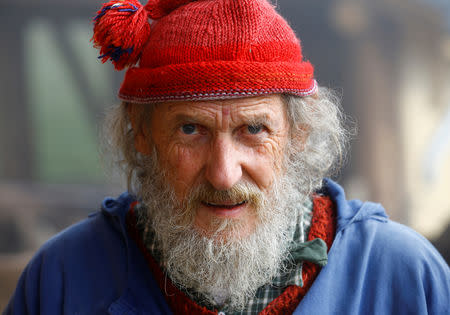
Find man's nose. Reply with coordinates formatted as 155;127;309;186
205;135;243;190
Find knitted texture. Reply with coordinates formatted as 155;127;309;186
145;0;195;19
126;195;336;314
92;0;316;102
92;0;152;70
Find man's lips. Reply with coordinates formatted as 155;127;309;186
202;200;247;209
200;200;248;218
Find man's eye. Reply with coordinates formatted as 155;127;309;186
181;124;197;135
247;124;263;135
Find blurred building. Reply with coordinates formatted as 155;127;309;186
1;0;449;310
278;0;450;238
327;0;450;237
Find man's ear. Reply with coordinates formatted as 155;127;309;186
126;103;153;155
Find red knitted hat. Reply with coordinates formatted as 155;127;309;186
92;0;317;102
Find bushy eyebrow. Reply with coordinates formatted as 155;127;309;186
245;114;272;126
170;111;277;129
172;114;203;124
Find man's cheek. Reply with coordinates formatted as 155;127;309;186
245;152;278;190
165;145;205;196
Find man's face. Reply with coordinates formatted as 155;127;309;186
146;94;290;237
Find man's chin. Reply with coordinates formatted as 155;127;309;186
194;203;257;239
193;217;256;241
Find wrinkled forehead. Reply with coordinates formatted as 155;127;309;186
128;94;289;128
160;94;285;116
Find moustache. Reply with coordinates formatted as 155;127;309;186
186;181;265;211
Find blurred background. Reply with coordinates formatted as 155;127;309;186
1;0;449;309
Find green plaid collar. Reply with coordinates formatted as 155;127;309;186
135;198;315;315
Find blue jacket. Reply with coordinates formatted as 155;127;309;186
4;179;449;314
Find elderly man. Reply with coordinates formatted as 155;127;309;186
4;0;449;314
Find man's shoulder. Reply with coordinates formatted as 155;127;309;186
4;193;137;315
324;178;444;260
338;205;446;267
333;206;449;313
37;192;134;257
326;178;447;269
332;192;444;266
298;180;449;314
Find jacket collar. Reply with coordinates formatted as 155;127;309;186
322;178;388;233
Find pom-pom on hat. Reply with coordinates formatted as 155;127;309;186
92;0;317;102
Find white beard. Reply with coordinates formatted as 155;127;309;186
136;155;308;311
